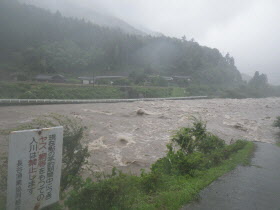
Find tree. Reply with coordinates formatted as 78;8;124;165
225;53;235;66
249;71;268;89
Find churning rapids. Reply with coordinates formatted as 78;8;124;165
0;98;279;174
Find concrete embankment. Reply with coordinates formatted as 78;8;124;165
0;96;208;105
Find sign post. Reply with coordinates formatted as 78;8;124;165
6;127;63;210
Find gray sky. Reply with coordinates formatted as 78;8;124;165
23;0;280;84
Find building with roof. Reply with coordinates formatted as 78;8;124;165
35;74;65;83
78;76;126;85
78;77;94;85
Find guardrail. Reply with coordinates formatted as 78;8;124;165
0;96;208;105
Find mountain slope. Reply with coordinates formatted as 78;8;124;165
20;0;146;36
0;0;243;89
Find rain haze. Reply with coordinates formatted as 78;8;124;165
22;0;280;85
2;1;280;209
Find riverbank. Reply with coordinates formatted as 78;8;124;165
0;82;193;99
183;142;280;210
64;127;255;209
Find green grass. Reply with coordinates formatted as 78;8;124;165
135;141;255;209
65;141;255;210
0;197;5;210
0;82;190;99
276;142;280;147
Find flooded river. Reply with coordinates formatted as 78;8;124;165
0;98;279;174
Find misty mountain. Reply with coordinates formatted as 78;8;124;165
20;0;147;36
0;0;243;89
65;8;146;36
133;24;164;37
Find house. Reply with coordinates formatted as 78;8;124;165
35;74;65;83
78;77;94;85
78;76;126;85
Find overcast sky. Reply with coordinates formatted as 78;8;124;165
23;0;280;84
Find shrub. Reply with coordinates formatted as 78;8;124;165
169;152;205;176
206;149;225;166
152;145;205;176
171;119;224;155
226;140;247;153
140;170;163;193
65;174;140;210
171;120;207;154
150;153;173;175
153;120;246;176
273;116;280;129
198;134;225;154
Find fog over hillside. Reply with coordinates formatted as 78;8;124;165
21;0;280;85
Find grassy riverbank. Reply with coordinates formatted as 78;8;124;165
0;82;191;99
65;121;255;210
64;142;254;210
0;117;255;210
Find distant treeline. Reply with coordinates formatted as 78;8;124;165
1;0;242;90
223;71;280;98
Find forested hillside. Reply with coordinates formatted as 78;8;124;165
20;0;147;36
0;0;242;88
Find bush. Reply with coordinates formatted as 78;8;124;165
206;149;225;166
140;170;163;193
171;120;206;154
198;134;225;154
226;140;247;153
171;119;224;155
273;116;280;129
152;120;247;176
169;152;205;176
65;174;140;210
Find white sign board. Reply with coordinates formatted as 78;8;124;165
6;127;63;210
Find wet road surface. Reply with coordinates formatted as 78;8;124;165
183;142;280;210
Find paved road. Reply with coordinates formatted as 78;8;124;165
183;142;280;210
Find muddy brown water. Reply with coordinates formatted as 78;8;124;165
0;98;279;174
